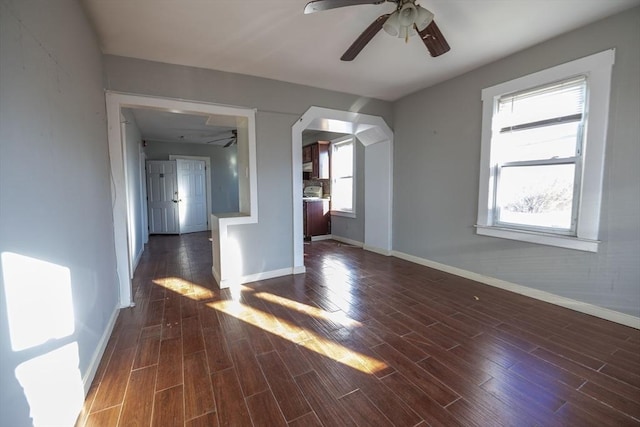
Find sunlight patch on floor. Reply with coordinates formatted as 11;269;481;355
208;297;388;374
153;276;216;301
253;291;360;328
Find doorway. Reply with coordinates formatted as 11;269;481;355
146;158;208;235
146;160;179;234
106;92;257;307
292;106;394;273
171;156;212;234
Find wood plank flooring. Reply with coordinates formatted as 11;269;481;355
78;232;640;426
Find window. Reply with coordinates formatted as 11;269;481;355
476;50;615;252
331;137;355;217
494;76;585;233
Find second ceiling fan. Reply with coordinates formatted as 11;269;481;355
304;0;450;61
206;129;237;147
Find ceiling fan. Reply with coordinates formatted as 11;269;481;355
304;0;450;61
206;129;237;147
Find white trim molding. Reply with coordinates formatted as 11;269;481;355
330;235;390;255
392;250;640;329
311;234;333;242
81;306;119;395
293;266;306;275
330;235;364;247
131;248;143;276
477;49;615;252
292;106;393;274
106;91;257;306
363;244;392;256
475;225;600;252
211;266;301;288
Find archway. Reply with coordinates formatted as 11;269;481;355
291;106;393;272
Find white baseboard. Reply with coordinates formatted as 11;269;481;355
241;267;296;284
131;248;143;278
212;266;297;289
82;305;119;395
331;235;364;247
363;244;392;256
392;250;640;330
211;267;221;287
331;235;390;256
311;234;333;241
333;238;392;257
293;265;306;275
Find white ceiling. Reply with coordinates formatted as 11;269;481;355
83;0;639;101
127;108;237;145
128;105;347;145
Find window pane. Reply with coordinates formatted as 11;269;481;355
494;121;581;163
331;139;355;213
497;164;575;230
496;77;586;129
332;177;353;211
333;142;353;178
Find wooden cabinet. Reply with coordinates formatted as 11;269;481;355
303;200;330;238
303;141;330;179
302;145;312;163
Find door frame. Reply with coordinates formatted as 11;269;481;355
140;146;149;246
291;106;394;272
106;91;256;308
169;155;212;230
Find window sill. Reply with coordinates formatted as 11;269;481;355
331;210;356;219
475;225;599;252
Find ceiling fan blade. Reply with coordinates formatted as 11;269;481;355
341;14;390;61
206;130;237;144
223;139;236;148
304;0;387;14
206;136;233;144
417;20;450;57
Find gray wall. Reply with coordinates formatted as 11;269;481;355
331;139;366;243
122;109;146;264
103;55;393;274
144;140;240;213
0;1;119;425
392;7;640;317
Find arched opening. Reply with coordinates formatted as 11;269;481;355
291;106;394;272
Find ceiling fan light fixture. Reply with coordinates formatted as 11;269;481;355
398;2;418;27
382;11;400;36
415;6;434;32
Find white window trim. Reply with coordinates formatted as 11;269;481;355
476;49;615;252
330;136;356;218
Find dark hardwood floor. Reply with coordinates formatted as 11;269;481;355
77;232;640;426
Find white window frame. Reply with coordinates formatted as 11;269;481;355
476;49;615;252
330;136;356;218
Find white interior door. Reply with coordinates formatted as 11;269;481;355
146;160;179;234
177;158;208;233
